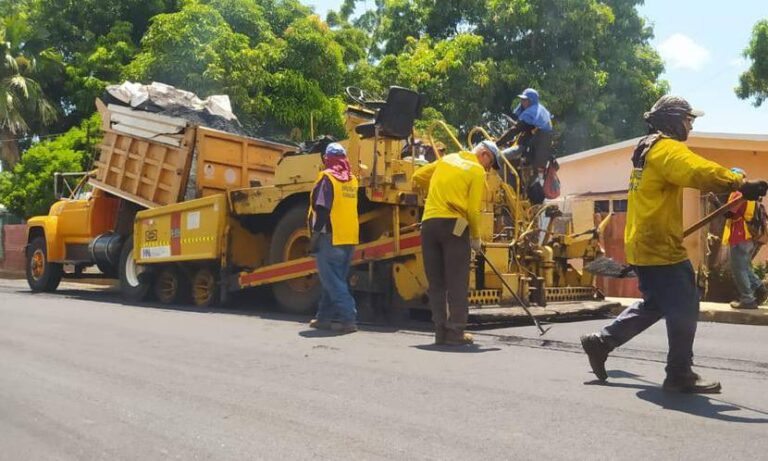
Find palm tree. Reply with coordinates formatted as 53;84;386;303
0;21;58;168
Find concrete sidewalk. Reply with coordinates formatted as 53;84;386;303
607;297;768;326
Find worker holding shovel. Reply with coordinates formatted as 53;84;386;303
413;141;500;346
580;95;768;393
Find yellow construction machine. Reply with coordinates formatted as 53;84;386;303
26;85;615;324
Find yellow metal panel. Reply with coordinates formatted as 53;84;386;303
229;218;267;268
392;255;428;301
135;194;227;264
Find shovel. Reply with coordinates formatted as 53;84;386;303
477;248;551;336
585;195;746;278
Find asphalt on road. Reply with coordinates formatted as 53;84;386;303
1;279;767;460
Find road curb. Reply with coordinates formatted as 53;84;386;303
607;297;768;326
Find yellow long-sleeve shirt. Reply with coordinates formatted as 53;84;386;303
625;138;743;266
412;152;486;239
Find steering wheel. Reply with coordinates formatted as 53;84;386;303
345;86;369;106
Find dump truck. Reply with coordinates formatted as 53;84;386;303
25;86;614;323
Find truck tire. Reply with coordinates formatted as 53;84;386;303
154;265;190;305
26;236;63;292
269;205;321;315
119;237;152;302
191;266;218;308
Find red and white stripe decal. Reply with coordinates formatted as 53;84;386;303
170;212;182;256
238;233;422;287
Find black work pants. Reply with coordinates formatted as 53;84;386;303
601;260;699;378
421;218;471;337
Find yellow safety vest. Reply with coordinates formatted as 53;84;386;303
722;191;756;244
308;172;359;246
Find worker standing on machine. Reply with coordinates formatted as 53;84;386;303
413;140;500;346
307;143;360;334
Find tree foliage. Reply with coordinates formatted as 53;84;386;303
737;19;768;107
0;13;59;167
0;0;677;213
0;114;101;218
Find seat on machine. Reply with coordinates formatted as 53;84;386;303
355;86;423;140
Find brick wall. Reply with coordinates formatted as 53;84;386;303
1;224;27;274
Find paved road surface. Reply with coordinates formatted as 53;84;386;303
1;279;767;460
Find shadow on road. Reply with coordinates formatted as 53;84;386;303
411;344;502;353
585;370;768;423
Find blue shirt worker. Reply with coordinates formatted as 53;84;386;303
496;88;552;158
307;143;360;334
413;140;500;346
580;95;768;394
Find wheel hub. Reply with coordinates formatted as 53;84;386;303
31;250;45;279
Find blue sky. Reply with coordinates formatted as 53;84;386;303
306;0;767;135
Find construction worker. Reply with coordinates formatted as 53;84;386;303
413;140;500;345
723;167;768;309
580;95;768;393
307;143;360;334
496;88;554;204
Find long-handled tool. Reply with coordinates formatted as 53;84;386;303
477;248;551;336
585;195;746;278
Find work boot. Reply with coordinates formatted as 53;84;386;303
334;323;358;334
444;331;474;346
580;333;612;381
309;319;332;330
754;284;768;305
663;372;721;394
729;300;758;310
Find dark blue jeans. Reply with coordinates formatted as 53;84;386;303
314;233;357;324
601;260;699;378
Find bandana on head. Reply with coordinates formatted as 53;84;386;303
323;154;352;182
322;142;352;181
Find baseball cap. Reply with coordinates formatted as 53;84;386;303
324;142;346;156
479;140;501;169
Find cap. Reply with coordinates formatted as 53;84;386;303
324;142;346;156
479;140;501;169
648;95;705;118
517;88;539;100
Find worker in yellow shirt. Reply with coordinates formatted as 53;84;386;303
413;140;500;346
580;95;768;393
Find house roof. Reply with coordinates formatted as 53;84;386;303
560;131;768;165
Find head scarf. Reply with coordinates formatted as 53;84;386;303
323;142;352;182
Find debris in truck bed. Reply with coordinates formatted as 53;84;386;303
104;81;247;135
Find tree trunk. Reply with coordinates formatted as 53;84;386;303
0;128;21;170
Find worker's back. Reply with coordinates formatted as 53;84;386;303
419;152;485;223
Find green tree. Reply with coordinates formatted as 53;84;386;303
0;114;101;218
19;0;178;132
737;19;768;107
355;0;667;154
375;34;494;131
0;16;58;167
124;1;346;138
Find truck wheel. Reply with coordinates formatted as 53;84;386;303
119;237;152;302
191;266;218;308
26;236;63;292
269;205;321;315
154;265;190;305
